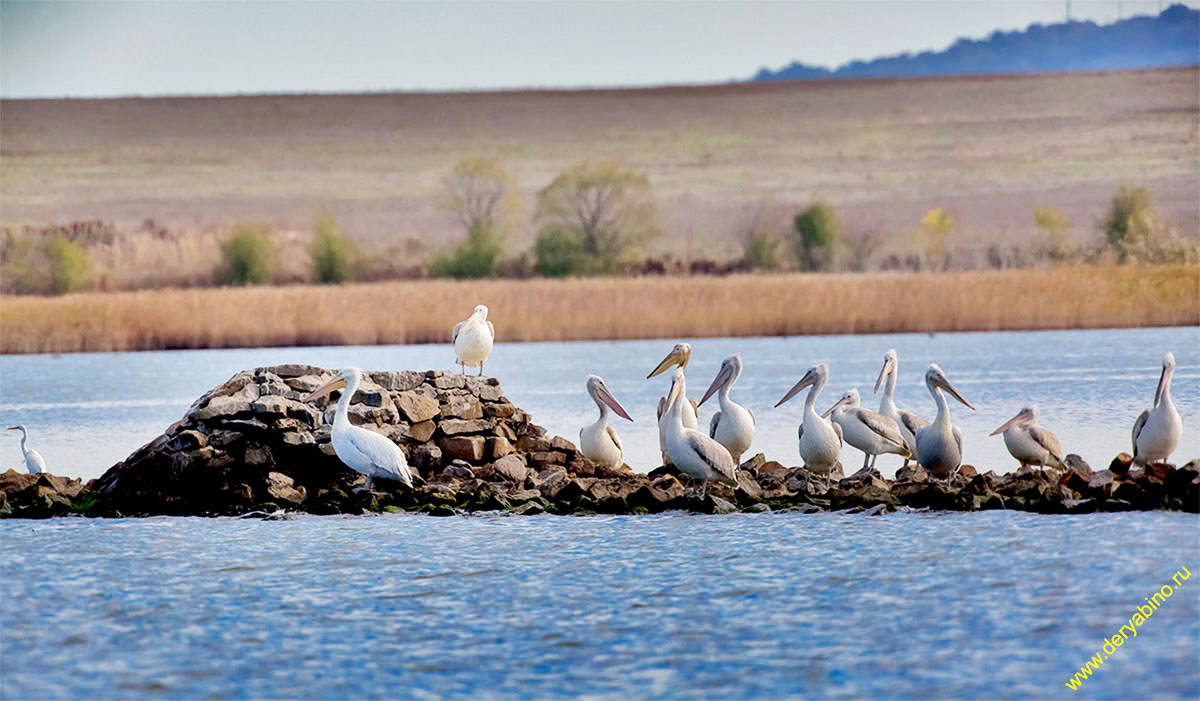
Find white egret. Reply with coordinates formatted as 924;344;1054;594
990;404;1065;470
452;304;495;376
305;367;414;490
698;354;755;466
579;374;634;469
7;425;45;474
914;364;975;479
1132;351;1183;466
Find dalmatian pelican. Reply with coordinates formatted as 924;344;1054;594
579;374;634;469
914;364;975;479
822;388;911;471
452;304;494;375
990;404;1065;470
775;363;843;487
662;367;737;495
698;354;755;465
1132;351;1182;466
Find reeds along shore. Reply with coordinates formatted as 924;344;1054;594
0;264;1196;355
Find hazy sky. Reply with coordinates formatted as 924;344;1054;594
0;0;1189;98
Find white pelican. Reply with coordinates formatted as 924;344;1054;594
914;364;975;479
775;363;843;486
699;354;755;465
662;368;737;494
872;348;929;464
822;388;911;471
305;367;414;490
1132;351;1183;466
989;404;1065;470
452;304;495;376
7;425;45;474
579;374;634;469
648;343;698;466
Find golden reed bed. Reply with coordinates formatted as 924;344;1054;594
1;265;1196;354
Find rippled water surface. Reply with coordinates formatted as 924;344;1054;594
2;327;1198;480
2;512;1198;699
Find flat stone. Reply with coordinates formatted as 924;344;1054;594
265;472;306;504
433;375;467;390
490;454;529;483
166;430;208;453
516;435;552;453
484;403;517;419
440;436;485;462
395;392;441;423
251;395;292;419
407;420;437;443
369;370;425;392
439;419;493;435
441;394;483;420
550;436;577;453
487;436;515;459
266;364;327;378
441;462;475;480
192;395;253;421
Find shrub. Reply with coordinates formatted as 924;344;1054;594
534;229;589;277
45;235;91;294
1100;185;1195;264
1033;206;1075;262
908;208;956;270
793;203;843;271
430;224;505;279
534;161;660;274
218;225;275;286
311;216;357;284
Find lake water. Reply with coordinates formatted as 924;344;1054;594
2;328;1199;699
2;511;1197;699
1;327;1197;480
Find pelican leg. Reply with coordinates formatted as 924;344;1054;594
862;453;871;471
478;362;485;377
869;453;878;470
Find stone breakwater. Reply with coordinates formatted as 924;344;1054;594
1;366;1197;519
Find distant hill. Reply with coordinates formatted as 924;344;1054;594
754;3;1199;82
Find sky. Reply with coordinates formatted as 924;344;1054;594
0;0;1191;98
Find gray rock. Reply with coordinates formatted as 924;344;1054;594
440;419;493;436
441;462;475;480
395;392;440;423
191;395;253;421
441;394;483;420
491;454;529;483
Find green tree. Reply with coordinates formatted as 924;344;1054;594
534;161;660;275
45;235;91;294
218;225;275;286
432;159;514;279
311;215;357;284
793;202;843;271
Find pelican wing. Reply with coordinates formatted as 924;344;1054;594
832;421;844;448
854;408;907;449
452;321;465;343
686;432;737;484
1131;410;1149;457
952;425;963;456
748;408;755;426
605;425;623;458
347;426;413;486
898;409;929;437
1029;426;1064;466
656;396;667;421
709;411;722;439
486;320;495;339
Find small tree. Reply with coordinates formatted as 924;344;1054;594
1099;185;1194;264
534;161;660;274
908;208;956;270
433;159;514;279
218;225;275;286
311;215;357;284
1033;206;1074;262
45;235;90;294
793;202;843;271
737;203;789;271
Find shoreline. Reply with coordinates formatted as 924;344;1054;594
2;265;1197;355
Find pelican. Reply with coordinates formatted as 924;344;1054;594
579;374;634;469
989;404;1065;470
914;364;975;479
7;425;45;474
452;304;494;376
305;367;414;490
648;343;698;465
775;363;843;486
698;354;755;465
872;348;929;464
822;388;911;471
662;368;737;494
1132;351;1183;466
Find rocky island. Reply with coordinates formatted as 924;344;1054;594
2;365;1196;519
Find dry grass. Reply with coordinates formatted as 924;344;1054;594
2;264;1195;354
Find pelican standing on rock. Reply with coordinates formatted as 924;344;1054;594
648;343;698;466
822;388;911;471
579;374;634;469
775;363;843;487
662;368;737;495
873;348;929;464
305;367;414;490
914;364;975;479
1132;351;1182;466
452;304;494;376
7;425;45;474
990;404;1065;470
699;354;755;465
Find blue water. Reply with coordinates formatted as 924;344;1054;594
2;511;1197;699
2;327;1199;480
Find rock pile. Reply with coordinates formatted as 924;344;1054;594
1;366;1196;518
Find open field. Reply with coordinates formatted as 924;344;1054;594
1;264;1195;354
2;68;1197;266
